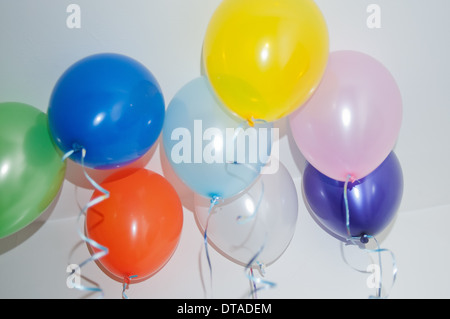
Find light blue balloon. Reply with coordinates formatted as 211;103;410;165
162;77;272;200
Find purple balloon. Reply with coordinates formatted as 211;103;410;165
303;152;403;240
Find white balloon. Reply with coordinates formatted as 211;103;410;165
194;161;298;267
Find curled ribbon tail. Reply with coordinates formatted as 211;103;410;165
244;239;276;299
64;147;110;298
122;275;138;299
343;174;397;299
203;196;222;298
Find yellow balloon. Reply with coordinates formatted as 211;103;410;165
203;0;329;123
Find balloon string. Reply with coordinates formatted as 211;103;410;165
244;237;276;298
63;146;110;298
249;268;258;299
122;275;138;299
248;117;268;127
343;174;397;299
203;195;222;298
228;117;269;166
234;117;273;298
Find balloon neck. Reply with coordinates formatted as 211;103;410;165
72;142;84;153
256;261;267;276
346;174;356;183
124;274;138;285
360;234;370;244
210;195;222;206
247;117;268;128
345;174;360;191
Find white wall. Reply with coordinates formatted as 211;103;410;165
0;0;449;299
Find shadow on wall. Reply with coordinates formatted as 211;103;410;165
0;186;62;255
63;136;159;190
159;140;195;213
0;136;160;256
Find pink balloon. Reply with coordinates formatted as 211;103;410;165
289;51;402;181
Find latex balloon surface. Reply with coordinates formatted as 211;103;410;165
203;0;329;122
86;169;183;282
48;53;165;169
162;77;272;200
194;162;298;266
290;51;403;181
303;152;403;240
0;102;66;239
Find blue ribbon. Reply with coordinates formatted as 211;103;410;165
203;196;222;297
64;146;110;298
204;117;270;298
249;117;268;127
343;174;398;299
237;179;276;299
122;275;138;299
231;119;276;298
244;240;276;299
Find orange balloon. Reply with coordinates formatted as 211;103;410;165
86;168;183;283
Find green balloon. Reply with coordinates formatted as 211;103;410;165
0;102;66;239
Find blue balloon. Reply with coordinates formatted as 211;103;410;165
48;53;165;169
302;152;403;240
162;77;272;200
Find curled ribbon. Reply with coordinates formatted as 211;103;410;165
64;146;110;298
343;174;398;299
232;118;276;298
203;117;270;298
244;240;276;299
203;195;222;297
122;275;138;299
237;179;276;298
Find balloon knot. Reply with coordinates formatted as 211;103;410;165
348;174;357;183
360;234;370;244
71;142;83;152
